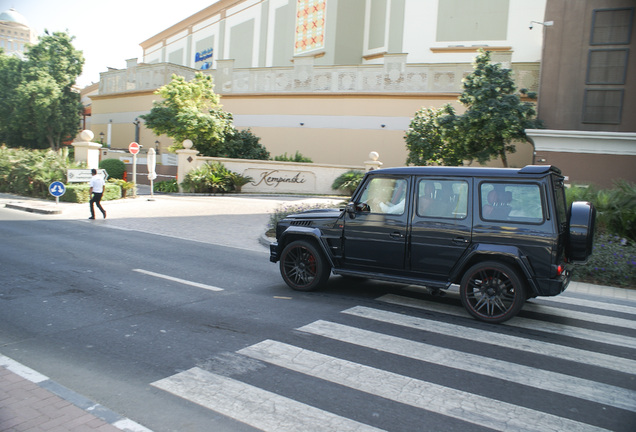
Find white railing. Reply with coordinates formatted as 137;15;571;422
98;60;539;96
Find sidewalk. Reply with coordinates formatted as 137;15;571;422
1;191;634;431
0;355;148;432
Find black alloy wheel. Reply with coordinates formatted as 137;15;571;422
459;261;526;323
280;240;330;291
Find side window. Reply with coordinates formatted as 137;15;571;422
417;179;468;219
359;177;407;215
480;183;544;223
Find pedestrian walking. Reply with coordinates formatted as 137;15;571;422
89;168;107;219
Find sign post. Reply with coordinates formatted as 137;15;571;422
48;181;66;205
129;142;140;197
147;147;157;201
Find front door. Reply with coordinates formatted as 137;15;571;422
343;176;410;272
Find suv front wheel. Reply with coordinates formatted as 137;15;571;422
280;240;331;291
459;261;527;323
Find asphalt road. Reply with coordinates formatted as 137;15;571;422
1;204;635;431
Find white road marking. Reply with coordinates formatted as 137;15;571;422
132;269;223;292
523;302;636;329
152;367;384;432
298;320;636;412
537;295;636;315
344;306;636;374
378;294;636;349
239;340;610;432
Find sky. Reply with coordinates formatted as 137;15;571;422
1;0;218;87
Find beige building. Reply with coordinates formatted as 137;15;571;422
91;0;544;169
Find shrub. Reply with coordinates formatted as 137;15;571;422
59;183;120;203
99;158;126;179
219;128;270;160
0;146;78;198
154;179;179;193
332;170;365;195
573;234;636;288
181;162;250;193
566;181;636;242
273;151;313;163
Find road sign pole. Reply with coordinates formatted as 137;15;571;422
132;153;137;198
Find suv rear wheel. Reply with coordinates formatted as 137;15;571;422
280;240;331;291
459;261;526;323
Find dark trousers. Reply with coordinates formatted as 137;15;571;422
90;192;106;218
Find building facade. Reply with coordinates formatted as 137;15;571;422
0;8;36;59
92;0;545;169
528;0;635;187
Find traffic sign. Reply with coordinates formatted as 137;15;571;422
129;142;140;155
49;181;66;197
67;169;108;183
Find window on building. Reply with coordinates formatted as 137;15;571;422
591;8;634;45
587;49;629;84
436;0;509;42
582;89;624;124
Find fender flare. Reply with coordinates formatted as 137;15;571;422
451;243;540;294
277;226;336;268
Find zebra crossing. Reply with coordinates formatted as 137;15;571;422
152;291;636;431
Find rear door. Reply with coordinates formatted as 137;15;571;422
409;177;472;280
343;175;410;272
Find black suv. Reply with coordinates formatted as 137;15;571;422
270;165;595;323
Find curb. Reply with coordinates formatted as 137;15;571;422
4;202;63;215
0;354;152;432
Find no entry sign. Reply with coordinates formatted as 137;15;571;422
129;142;140;155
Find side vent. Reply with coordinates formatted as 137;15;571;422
291;220;312;227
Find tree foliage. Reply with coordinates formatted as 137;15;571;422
0;31;84;150
406;50;542;167
141;73;233;155
142;73;270;159
218;128;270;160
405;105;463;166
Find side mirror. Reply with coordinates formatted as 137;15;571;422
345;202;357;218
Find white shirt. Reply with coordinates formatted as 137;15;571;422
89;175;105;193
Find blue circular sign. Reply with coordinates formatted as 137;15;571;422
49;181;66;197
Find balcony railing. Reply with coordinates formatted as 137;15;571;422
98;56;539;96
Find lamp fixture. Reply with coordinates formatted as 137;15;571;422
529;20;554;30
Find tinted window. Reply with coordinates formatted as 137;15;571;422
417;179;468;219
359;177;407;215
481;183;543;223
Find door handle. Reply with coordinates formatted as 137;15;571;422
390;231;405;239
452;237;470;244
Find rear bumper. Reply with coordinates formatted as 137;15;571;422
535;269;571;297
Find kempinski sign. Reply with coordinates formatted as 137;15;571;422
245;169;315;192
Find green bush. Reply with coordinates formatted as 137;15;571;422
566;181;636;242
181;162;251;193
573;234;636;288
0;146;78;198
332;170;365;195
273;151;313;163
219;128;270;160
59;183;120;203
99;158;126;179
154;179;179;193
